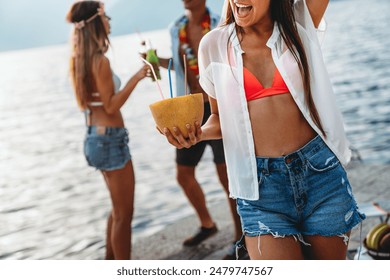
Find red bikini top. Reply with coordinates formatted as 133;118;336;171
244;67;289;101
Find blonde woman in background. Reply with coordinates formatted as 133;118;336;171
66;1;148;259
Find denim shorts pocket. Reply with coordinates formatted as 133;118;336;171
305;147;340;173
84;137;109;168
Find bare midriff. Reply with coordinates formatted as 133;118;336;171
88;106;125;128
248;93;317;157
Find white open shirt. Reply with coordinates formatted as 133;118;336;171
198;0;351;200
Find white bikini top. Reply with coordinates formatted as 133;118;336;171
88;72;121;107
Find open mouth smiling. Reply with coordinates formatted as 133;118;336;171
234;2;253;17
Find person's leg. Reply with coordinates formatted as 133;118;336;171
215;162;247;259
176;141;218;246
245;235;304;260
210;139;242;240
211;139;244;258
300;136;365;260
177;164;215;228
105;212;115;260
101;174;115;260
176;139;216;229
102;160;135;259
302;233;350;260
215;163;242;241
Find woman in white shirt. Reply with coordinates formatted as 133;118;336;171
162;0;365;260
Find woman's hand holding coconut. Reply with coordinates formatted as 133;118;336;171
163;121;203;149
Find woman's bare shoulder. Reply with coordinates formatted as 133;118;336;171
92;54;110;76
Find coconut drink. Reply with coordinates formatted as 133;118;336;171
149;93;204;138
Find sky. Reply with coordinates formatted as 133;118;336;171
0;0;225;52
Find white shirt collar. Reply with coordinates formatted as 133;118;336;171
228;22;280;53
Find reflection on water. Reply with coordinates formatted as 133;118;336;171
323;0;390;163
0;0;389;259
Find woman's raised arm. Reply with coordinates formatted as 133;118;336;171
95;56;147;114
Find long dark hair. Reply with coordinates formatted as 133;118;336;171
223;0;325;136
66;1;110;110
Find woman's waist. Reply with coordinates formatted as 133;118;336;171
87;110;124;128
87;125;127;136
251;114;317;157
254;134;327;168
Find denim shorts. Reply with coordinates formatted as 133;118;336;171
237;135;365;238
84;126;131;171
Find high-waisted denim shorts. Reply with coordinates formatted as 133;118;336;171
84;126;131;171
237;135;365;238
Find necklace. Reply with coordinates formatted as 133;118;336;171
178;11;211;79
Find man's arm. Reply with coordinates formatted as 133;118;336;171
157;57;172;69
